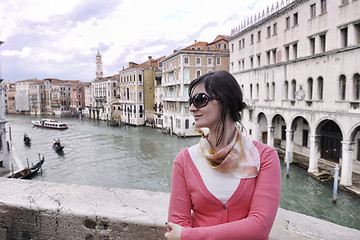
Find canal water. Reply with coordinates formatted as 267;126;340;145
5;114;360;230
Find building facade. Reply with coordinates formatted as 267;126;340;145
160;36;230;136
229;0;360;186
118;56;163;126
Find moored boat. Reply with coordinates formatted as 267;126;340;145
31;119;68;130
9;156;45;179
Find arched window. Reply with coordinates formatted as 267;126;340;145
271;82;275;100
291;79;296;100
318;77;324;100
353;73;360;100
196;70;201;77
307;78;313;100
256;83;259;100
185;119;189;129
339;75;346;100
126;88;130;100
283;81;289;100
184;69;189;81
113;89;116;97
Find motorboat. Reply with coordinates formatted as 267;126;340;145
31;119;68;130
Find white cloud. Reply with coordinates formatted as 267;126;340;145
2;47;32;58
0;0;280;82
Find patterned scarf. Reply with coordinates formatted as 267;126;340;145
199;127;260;179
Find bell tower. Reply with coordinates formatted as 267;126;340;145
96;49;103;79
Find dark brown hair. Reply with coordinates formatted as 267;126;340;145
189;71;245;146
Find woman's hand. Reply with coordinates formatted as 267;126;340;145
164;222;183;240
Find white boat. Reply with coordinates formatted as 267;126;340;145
31;119;68;130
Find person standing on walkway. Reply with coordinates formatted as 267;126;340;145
165;71;281;240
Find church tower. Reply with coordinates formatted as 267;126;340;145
96;49;103;79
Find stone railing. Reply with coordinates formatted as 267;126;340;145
0;178;359;239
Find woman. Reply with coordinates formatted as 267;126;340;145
165;71;281;240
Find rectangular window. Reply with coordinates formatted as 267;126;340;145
257;54;261;67
242;59;245;70
341;27;348;47
196;57;201;66
239;40;242;49
257;31;261;42
250;56;254;68
272;49;276;64
216;57;221;65
250;34;254;44
355;23;360;44
207;58;212;66
285;46;290;61
320;0;327;13
286;17;290;29
310;4;316;18
184;57;189;65
293;43;298;59
267;26;271;38
273;23;277;35
267;51;271;65
242;39;245;47
310;38;315;55
293;13;298;26
320;34;326;52
302;130;309;147
231;43;234;52
281;126;286;140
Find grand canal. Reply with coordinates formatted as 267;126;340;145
5;114;360;230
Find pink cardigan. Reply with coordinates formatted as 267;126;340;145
168;141;281;240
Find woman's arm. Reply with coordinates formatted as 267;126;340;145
180;146;281;240
167;150;192;228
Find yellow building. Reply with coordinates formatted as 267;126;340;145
118;56;164;126
160;35;230;136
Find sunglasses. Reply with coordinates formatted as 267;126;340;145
189;93;214;108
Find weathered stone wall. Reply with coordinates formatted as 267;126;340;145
0;178;359;240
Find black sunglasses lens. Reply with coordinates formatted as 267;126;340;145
194;94;208;108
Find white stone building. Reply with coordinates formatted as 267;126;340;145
229;0;360;186
160;36;230;136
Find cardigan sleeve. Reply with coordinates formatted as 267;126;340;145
181;144;281;240
167;148;192;228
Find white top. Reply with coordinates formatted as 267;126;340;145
188;144;241;204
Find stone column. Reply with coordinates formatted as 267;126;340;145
308;134;320;173
285;129;294;163
267;126;274;148
253;123;260;142
340;141;354;186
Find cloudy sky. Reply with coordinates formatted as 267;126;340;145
0;0;278;83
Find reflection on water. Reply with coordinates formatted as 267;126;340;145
5;114;360;230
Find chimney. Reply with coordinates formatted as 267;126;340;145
195;40;197;43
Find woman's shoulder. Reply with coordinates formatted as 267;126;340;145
174;144;199;164
252;140;279;163
252;140;276;154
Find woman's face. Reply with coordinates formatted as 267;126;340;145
189;83;222;130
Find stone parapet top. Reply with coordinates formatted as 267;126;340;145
0;178;359;240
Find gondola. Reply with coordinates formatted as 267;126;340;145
53;138;64;152
9;156;45;179
23;133;31;145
